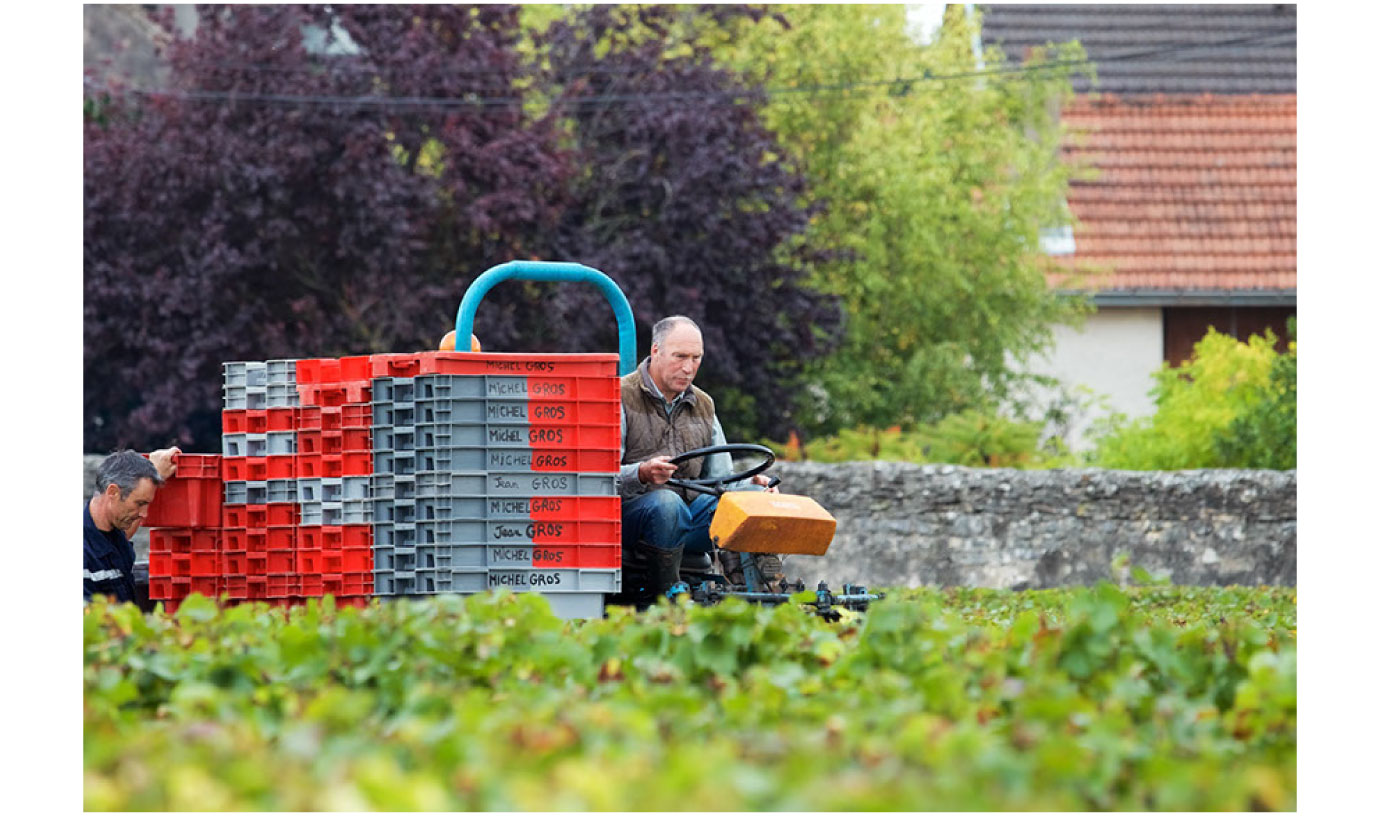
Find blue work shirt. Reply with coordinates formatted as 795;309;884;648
84;501;137;604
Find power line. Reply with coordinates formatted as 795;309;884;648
84;29;1295;113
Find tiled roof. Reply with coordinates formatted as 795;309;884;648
980;4;1296;95
1048;94;1296;293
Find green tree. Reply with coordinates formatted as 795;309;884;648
1214;320;1297;469
713;5;1090;435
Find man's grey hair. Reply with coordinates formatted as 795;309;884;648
651;315;701;347
95;450;163;500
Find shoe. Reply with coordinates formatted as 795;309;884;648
643;540;684;596
755;553;785;592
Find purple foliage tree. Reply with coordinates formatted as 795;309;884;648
85;4;839;452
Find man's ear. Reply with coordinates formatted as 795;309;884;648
104;483;123;502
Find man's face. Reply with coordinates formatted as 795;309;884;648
107;478;157;533
648;323;704;397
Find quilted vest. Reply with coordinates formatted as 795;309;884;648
621;365;716;502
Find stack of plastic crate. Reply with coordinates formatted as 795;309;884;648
221;360;301;605
368;352;623;618
292;356;375;607
145;453;223;613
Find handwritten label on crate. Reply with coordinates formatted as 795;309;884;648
488;569;569;590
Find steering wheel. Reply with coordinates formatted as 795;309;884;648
665;443;776;498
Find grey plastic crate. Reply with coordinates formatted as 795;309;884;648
244;433;268;457
320;477;343;503
372;426;416;452
414;547;455;570
371;473;394;499
300;501;323;525
224;481;247;504
485;472;617;497
374;522;417;548
485;400;531;424
415;471;486;499
222;433;248;457
416;447;485;472
266;431;296;455
266;359;297;385
374;546;417;572
371;498;416;524
543;593;606;620
415;375;485;400
246;387;267;410
374;570;419;596
485;544;533;568
372;377;416;403
223;362;249;387
416;496;486;520
223;386;248;410
415;519;485;545
343;476;371;500
244;362;268;388
342;498;371;524
416;398;485;424
266;479;296;503
375;450;417;476
297;478;322;503
486;376;528;399
320;502;343;526
487;568;620;594
266;383;299;408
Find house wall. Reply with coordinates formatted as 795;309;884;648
1028;307;1163;449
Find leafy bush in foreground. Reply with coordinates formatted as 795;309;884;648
85;585;1295;810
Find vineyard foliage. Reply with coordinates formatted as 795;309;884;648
85;585;1295;810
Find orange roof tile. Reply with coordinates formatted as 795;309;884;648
1051;94;1296;293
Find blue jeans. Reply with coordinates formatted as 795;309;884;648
622;490;719;554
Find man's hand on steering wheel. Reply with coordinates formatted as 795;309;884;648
749;474;779;493
638;455;678;486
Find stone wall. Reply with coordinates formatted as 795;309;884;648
85;455;1296;587
772;462;1296;589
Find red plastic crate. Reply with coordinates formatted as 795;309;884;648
416;352;618;377
342;451;371;475
266;574;300;599
298;430;322;454
300;574;324;597
245;410;268;435
169;553;192;577
298;405;322;430
246;552;268;576
223;575;249;600
174;454;223;479
189;530;219;552
322;456;346;478
143;463;223;528
222;528;247;551
321;407;342;431
322;430;343;455
525;449;619;473
370;353;424;378
266;525;296;549
341;573;373;596
149;528;191;555
342;526;371;549
335;594;371;609
190;551;219;577
223;506;247;527
322;574;345;596
223;410;248;434
321;549;344;573
266;455;296;479
266;550;295;573
267;505;298;526
524;424;619;450
342;428;370;451
223;550;248;575
527;496;621;522
245;505;269;528
296;454;323;478
148;576;175;600
246;530;268;554
190;576;220;598
222;457;249;481
266;407;297;431
298;549;324;573
246;576;268;600
520;400;622;426
532;544;620;569
342;404;372;428
342;548;372;572
149;551;172;577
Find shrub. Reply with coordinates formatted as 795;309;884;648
1090;328;1291;470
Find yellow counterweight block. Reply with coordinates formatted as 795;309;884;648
709;491;837;556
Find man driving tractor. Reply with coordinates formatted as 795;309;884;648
614;315;784;603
